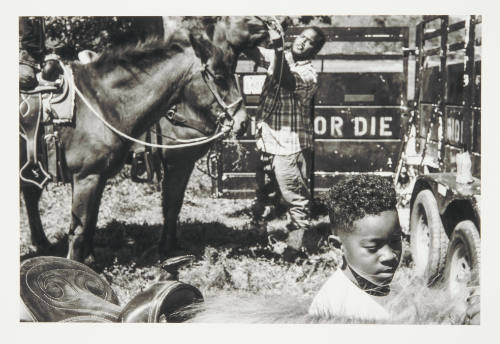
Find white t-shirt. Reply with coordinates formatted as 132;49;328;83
308;269;391;322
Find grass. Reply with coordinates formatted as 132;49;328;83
19;163;471;324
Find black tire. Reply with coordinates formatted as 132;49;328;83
443;220;480;296
410;189;449;284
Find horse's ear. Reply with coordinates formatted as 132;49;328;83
189;33;213;64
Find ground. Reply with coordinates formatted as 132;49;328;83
19;163;468;324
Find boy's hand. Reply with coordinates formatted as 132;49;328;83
268;18;284;46
269;29;282;42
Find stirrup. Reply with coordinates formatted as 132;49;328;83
131;151;155;183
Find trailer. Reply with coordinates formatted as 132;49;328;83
213;26;410;198
401;16;481;293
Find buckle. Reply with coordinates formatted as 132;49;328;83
166;106;177;121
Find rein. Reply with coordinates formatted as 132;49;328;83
73;63;242;150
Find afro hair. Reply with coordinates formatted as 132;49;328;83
324;175;397;233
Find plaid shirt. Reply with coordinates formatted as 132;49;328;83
255;48;318;155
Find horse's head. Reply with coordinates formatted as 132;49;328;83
211;17;270;56
211;16;293;55
181;33;249;139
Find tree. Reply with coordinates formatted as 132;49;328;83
43;16;163;60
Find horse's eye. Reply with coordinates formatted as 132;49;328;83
214;74;228;89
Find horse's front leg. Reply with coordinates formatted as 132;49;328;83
67;174;106;263
159;160;195;257
21;184;51;251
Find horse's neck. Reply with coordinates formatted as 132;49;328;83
76;53;193;137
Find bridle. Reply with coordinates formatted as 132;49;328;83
199;62;243;131
74;59;245;149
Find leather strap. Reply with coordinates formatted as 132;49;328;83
19;93;52;188
165;106;214;136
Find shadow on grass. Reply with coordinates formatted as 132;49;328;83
90;218;332;270
223;198;329;221
88;220;269;271
20;217;333;272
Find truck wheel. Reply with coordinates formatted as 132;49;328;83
443;220;480;296
410;189;449;284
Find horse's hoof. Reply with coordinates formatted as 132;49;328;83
46;234;69;256
29;243;52;255
21;242;64;262
29;236;52;250
48;231;69;245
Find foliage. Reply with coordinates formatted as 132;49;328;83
43;16;163;59
39;15;425;60
297;16;332;25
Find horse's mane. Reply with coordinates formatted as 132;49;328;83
91;29;192;72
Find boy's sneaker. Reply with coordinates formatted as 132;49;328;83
285;221;299;232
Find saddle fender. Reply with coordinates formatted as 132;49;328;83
119;280;203;323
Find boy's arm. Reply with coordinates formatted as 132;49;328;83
293;62;319;105
271;36;296;88
242;29;295;88
241;46;269;68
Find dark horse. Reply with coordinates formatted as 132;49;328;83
147;17;274;255
20;27;249;263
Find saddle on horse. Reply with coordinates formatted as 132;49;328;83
19;56;75;188
20;256;203;322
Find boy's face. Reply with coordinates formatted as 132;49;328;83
292;28;320;61
339;210;402;286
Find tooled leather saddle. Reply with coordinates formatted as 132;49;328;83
19;58;75;188
20;256;203;322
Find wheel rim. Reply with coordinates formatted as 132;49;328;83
414;204;431;276
448;242;471;296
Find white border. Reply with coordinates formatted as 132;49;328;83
3;1;499;343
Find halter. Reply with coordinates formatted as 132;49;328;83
73;60;244;150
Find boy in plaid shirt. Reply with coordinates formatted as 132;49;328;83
245;25;325;252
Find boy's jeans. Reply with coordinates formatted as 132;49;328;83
255;149;312;232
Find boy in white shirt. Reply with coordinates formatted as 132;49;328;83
309;175;479;324
309;175;401;321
